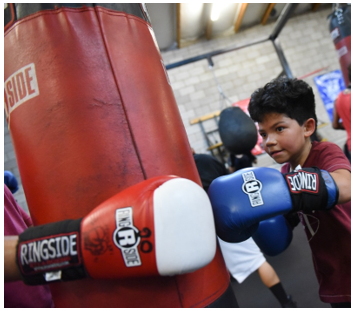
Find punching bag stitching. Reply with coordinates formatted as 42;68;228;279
189;279;230;308
172;277;184;307
5;7;94;35
94;7;152;28
93;6;147;180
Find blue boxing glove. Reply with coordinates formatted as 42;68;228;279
4;170;19;194
208;167;293;243
208;167;339;243
252;215;293;256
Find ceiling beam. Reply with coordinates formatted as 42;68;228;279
234;3;248;33
206;19;213;40
176;3;181;48
206;4;213;40
261;3;276;25
312;3;321;11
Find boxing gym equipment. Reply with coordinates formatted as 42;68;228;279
328;4;351;87
207;58;258;157
209;167;293;243
208;167;338;243
17;176;217;284
218;106;258;155
165;5;299;158
5;4;233;308
252;215;293;257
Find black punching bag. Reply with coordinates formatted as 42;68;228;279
328;4;351;87
219;106;257;154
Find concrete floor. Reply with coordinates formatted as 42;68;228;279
229;225;330;308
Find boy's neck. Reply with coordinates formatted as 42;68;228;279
289;139;313;171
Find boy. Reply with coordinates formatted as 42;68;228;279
248;77;351;308
192;148;296;307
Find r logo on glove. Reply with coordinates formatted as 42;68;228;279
113;207;152;267
241;170;264;207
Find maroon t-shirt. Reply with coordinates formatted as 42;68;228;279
281;141;351;303
4;185;55;308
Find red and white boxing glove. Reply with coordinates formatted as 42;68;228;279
17;176;216;285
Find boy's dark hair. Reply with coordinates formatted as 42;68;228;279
248;77;317;130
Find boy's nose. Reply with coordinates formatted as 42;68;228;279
265;134;277;146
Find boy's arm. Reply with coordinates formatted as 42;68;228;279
332;102;344;130
330;169;351;204
4;236;22;282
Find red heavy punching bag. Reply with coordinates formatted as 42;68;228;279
4;4;232;308
328;4;351;87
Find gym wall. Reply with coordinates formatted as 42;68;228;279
4;7;347;214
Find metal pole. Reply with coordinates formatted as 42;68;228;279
165;37;269;70
269;3;299;40
272;38;293;78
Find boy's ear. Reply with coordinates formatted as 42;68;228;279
303;118;316;137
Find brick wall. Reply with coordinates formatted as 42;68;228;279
4;7;347;214
163;7;347;159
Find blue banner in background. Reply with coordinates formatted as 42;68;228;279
314;70;346;122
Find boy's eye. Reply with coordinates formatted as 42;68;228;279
276;126;284;132
260;132;267;138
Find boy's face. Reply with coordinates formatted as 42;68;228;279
258;112;311;167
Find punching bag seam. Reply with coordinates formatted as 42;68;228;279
190;281;230;308
94;7;152;27
92;4;150;24
172;277;184;307
4;7;95;36
91;7;230;307
93;6;147;181
5;6;232;307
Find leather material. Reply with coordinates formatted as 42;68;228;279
209;167;293;242
252;215;293;256
4;3;149;26
81;176;216;279
4;6;230;307
328;5;351;87
206;283;239;308
219;106;258;155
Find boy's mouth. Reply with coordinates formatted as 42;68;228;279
270;149;283;157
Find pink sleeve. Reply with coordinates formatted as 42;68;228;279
19;206;33;227
4;184;33;232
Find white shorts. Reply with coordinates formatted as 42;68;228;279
218;237;266;284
